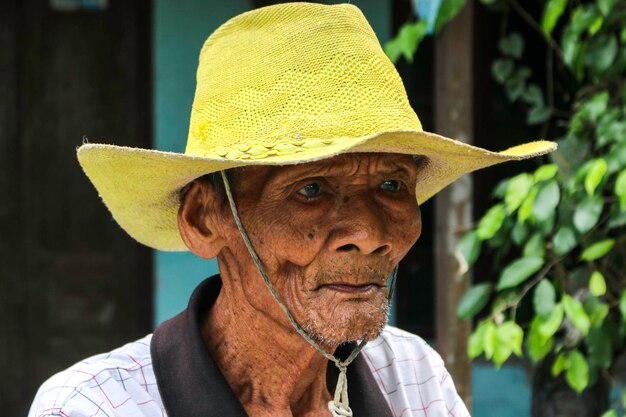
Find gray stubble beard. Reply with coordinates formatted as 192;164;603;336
299;297;390;348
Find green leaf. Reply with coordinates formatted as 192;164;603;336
599;410;617;417
539;303;564;337
527;316;554;362
552;351;568;376
459;231;482;267
477;204;505;240
586;91;610;122
542;0;568;36
571;91;609;133
434;0;468;33
493;178;510;198
534;279;556;318
538;211;556;237
457;283;493;320
584;159;607;196
588;15;603;36
596;110;626;146
499;32;524;59
584;35;618;75
575;160;595;183
524;233;546;259
493;321;524;366
497;257;544;290
505;173;534;213
608;206;626;229
518;186;539;224
589;271;607;296
533;180;560;222
586;298;609;327
512;221;529;246
597;0;618;15
563;295;591;335
566;350;589;393
534;164;558;183
571;6;600;33
483;320;497;359
553;226;578;256
522;84;544;106
606;142;626;175
573;195;603;234
580;239;615;262
527;105;553;125
562;26;581;68
492;59;515;83
505;67;532;101
587;326;613;368
468;321;489;358
619;289;626;320
384;20;429;63
615;169;626;211
501;321;524;356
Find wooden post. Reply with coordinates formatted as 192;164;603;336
0;1;153;414
434;1;474;410
0;0;24;413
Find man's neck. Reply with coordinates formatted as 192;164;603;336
201;254;334;417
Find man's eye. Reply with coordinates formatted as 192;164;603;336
297;182;322;198
380;179;402;193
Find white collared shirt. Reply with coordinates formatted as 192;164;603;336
29;326;470;417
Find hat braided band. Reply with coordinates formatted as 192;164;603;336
220;170;399;416
215;138;337;160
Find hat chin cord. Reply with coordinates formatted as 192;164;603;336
220;171;398;417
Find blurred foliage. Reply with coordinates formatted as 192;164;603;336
386;0;626;414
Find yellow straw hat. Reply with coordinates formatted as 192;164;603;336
78;2;555;251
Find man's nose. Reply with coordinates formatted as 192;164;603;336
328;194;393;256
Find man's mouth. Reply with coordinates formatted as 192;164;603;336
318;282;384;294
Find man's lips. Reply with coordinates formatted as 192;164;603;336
317;282;384;294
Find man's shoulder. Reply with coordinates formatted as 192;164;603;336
362;326;471;417
28;334;165;417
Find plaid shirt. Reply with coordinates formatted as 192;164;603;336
29;278;470;417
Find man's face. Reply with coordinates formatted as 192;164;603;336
211;153;421;346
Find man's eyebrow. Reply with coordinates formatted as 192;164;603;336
267;160;417;185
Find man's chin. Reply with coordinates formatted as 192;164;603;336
299;302;389;348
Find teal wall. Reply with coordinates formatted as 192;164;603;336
152;0;392;325
472;365;531;417
153;0;251;325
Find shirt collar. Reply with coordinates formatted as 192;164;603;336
151;276;393;417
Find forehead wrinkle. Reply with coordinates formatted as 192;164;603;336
265;154;416;186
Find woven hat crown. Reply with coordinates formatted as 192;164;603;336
185;3;422;161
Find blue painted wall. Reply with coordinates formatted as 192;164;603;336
152;0;392;325
153;0;251;325
472;365;531;417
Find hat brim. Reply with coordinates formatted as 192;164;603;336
77;130;556;251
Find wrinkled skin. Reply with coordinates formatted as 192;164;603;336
178;153;422;417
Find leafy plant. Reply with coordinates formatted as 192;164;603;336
454;0;626;414
385;0;626;415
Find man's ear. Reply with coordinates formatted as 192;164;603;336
178;179;225;259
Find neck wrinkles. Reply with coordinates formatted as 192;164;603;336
201;248;333;416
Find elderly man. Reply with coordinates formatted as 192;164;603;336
29;3;554;417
